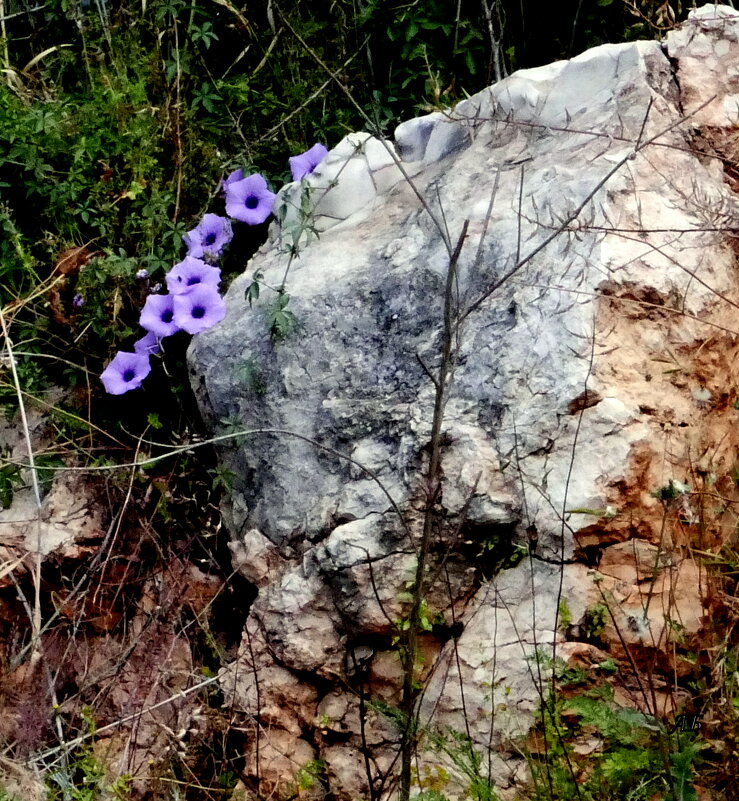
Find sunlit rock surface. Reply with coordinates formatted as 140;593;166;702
189;6;738;797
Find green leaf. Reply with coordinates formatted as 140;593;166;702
147;412;163;430
0;473;14;510
238;358;266;394
266;293;298;340
245;280;260;307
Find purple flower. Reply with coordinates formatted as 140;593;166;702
225;173;276;225
166;257;221;295
134;331;161;356
172;285;226;335
183;214;233;260
224;168;244;188
139;293;179;337
135;268;149;280
72;293;84;308
220;168;244;199
101;351;151;395
289;143;328;181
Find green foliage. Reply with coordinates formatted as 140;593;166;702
208;465;237;492
275;181;319;256
35;452;65;496
266;293;299;340
582;602;609;640
237;358;266;395
294;758;326;792
529;676;703;801
245;270;264;308
395;596;436;638
415;790;450;801
439;731;500;801
557;598;572;630
530;650;588;688
0;454;23;510
0;340;49;405
46;711;132;800
565;685;661;743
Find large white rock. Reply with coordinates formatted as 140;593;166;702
190;7;736;796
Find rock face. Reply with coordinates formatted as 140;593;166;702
0;398;107;577
189;6;739;797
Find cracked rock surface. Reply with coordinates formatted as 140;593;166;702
189;6;739;797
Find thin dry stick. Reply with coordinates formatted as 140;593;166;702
259;39;368;141
0;307;42;662
272;2;453;256
37;674;220;761
0;4;44;23
608;229;739;315
510;415;557;794
11;426;414;541
351;649;378;801
1;271;68;320
527;479;662;726
398;221;469;801
0;0;10;88
1;382;126;448
549;317;596;710
513;279;739;339
0;307;71;764
460;94;718;324
487;582;584;799
172;17;183;221
480;0;505;83
92;430;149;608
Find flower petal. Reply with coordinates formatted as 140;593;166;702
172;285;226;334
289;143;328;181
166;257;221;295
101;351;151;395
183;214;233;259
134;331;161;356
139;293;180;337
225;173;276;225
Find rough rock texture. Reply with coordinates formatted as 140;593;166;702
0;399;107;580
190;6;739;798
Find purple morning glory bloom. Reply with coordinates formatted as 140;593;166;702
224;168;244;188
166;257;221;295
72;293;84;308
220;168;244;199
172;285;226;335
225;173;276;225
134;331;161;356
139;293;179;337
289;143;328;181
183;214;233;260
100;351;151;395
